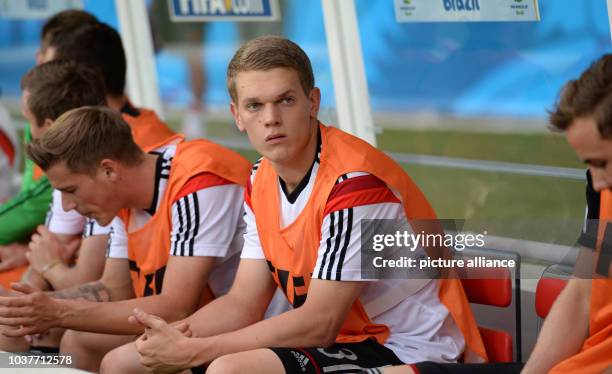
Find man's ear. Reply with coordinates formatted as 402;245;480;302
230;102;245;132
98;159;119;182
308;87;321;118
42;118;53;131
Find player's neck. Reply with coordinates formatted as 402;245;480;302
123;153;159;210
273;121;318;194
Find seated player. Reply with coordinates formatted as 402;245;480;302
0;106;251;372
101;36;487;374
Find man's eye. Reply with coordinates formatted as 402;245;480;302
281;97;295;105
246;103;261;111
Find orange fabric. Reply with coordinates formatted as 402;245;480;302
251;124;487;360
32;165;44;181
550;189;612;373
0;265;28;289
118;140;251;298
122;108;184;152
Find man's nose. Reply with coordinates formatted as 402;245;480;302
262;104;281;127
61;193;77;212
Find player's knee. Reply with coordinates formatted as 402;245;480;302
100;345;124;374
60;330;95;371
207;353;245;374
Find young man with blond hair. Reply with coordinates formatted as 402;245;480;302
101;35;485;373
0;106;251;372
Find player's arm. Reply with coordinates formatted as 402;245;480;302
41;234;108;289
186;277;363;366
522;277;591;374
52;181;234;334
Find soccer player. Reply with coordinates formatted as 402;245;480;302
0;106;250;372
101;36;486;373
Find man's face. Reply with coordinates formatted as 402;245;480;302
230;68;320;167
46;161;120;226
21;90;51;140
567;116;612;192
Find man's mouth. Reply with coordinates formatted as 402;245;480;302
265;134;286;143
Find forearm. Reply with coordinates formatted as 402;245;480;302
523;279;590;373
190;305;336;366
186;292;266;338
56;291;197;335
44;262;98;290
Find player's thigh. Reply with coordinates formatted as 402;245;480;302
207;348;284;374
100;340;142;374
60;330;134;356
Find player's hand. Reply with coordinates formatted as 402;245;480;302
0;282;62;336
0;244;29;272
132;308;198;373
27;226;67;274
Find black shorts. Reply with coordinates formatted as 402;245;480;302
270;339;403;373
411;362;524;374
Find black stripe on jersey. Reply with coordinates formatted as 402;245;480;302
188;193;200;256
83;219;95;238
334;207;353;280
317;210;336;279
335;174;348;185
145;155;164;216
325;209;344;279
173;198;185;256
180;196;193;256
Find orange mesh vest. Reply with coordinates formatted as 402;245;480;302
251;124;486;360
551;189;612;373
122;108;184;152
118;140;251;298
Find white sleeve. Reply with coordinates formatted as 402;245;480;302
82;218;113;238
106;217;128;259
46;189;86;235
170;184;244;257
313;202;405;281
239;202;266;260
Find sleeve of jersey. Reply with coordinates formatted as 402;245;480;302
82;218;113;238
46;189;87;235
106;217;128;259
240;202;266;260
578;170;599;250
313;174;404;281
170;181;244;258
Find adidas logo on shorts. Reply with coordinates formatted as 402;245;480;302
290;350;310;371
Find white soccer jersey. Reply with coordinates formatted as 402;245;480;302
106;145;245;297
241;138;465;364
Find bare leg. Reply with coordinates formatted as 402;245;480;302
207;348;284;374
59;330;134;372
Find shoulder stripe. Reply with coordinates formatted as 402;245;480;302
325;175;400;216
334;207;353;280
317;210;336;279
188;193;200;256
173;172;233;203
325;209;345;280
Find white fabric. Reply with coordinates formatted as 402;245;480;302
241;163;465;363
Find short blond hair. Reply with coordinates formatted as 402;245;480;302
227;35;314;103
27;106;143;174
